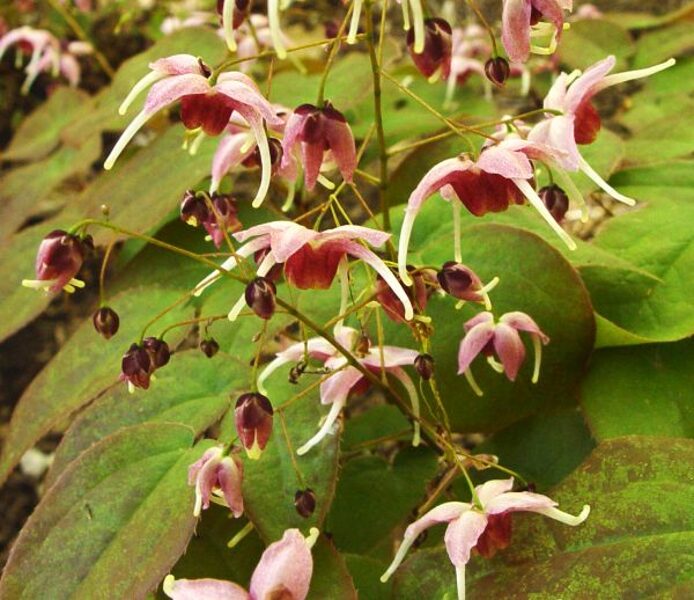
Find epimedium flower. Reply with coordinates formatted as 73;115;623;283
187;446;244;518
22;230;91;294
375;266;436;323
258;325;421;455
501;0;573;63
445;25;490;106
104;54;282;208
193;222;414;323
217;0;251;51
235;392;274;459
119;337;171;393
437;262;499;310
380;477;590;600
397;137;576;286
528;54;676;207
163;527;318;600
281;102;357;191
408;18;452;82
458;311;549;396
349;0;425;54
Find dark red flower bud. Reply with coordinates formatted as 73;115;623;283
24;230;88;293
437;262;486;303
484;57;511;86
408;18;453;79
235;392;274;459
202;193;242;248
294;488;317;518
539;185;569;223
200;338;220;358
180;190;210;227
143;337;171;369
244;277;276;320
93;306;120;339
324;19;340;39
121;343;153;390
414;353;434;380
376;266;434;323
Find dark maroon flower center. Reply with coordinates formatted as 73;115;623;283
284;242;346;290
180;93;235;136
574;99;601;145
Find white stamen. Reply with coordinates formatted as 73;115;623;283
63;284;76;294
188;131;206;156
397;209;416;286
452;201;462;264
281;181;296;212
69;278;86;288
162;575;176;597
336;256;350;331
400;0;411;31
487;355;505;374
222;0;238;52
479;276;499;311
127;381;136;394
257;355;291;395
227;521;255;548
359;247;414;321
193;238;268;296
22;279;52;291
317;174;336;190
268;0;288;59
456;564;466;600
296;397;345;455
531;335;543;383
250;121;272;208
578;156;636;206
409;0;426;54
553;168;589;222
597;58;676;92
536;504;590;526
464;369;483;397
347;0;364;45
104;109;152;170
381;533;417;583
513;179;577;250
227;294;247;322
391;367;421;447
305;527;320;549
445;71;458;107
240;133;255;154
118;70;166;115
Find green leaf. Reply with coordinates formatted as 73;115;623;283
342;403;411;450
392;436;694;598
241;375;340;542
308;538;358;600
581;340;694;440
0;423;210;600
345;554;391;600
559;20;634;71
1;87;90;162
327;447;438;556
0;286;193;487
476;408;596;490
46;350;248;487
386;216;595;432
632;21;694;68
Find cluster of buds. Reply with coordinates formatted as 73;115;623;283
180;190;242;248
120;337;171;392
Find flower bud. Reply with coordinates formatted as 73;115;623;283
180;190;209;227
200;338;220;358
407;18;453;80
93;306;120;339
484;57;511;86
376;266;433;323
202;193;242;248
245;277;276;320
294;488;317;518
143;337;171;369
235;392;274;459
539;185;569;223
414;353;434;380
437;262;485;303
121;343;153;390
23;230;88;293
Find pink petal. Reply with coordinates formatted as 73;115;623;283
543;72;570;111
407;156;472;214
280;112;306;170
234;222;319;263
150;54;202;75
362;346;419;369
500;311;550;344
527;115;581;171
249;529;313;600
444;510;489;567
484;490;557;515
458;321;495;374
301;137;326;191
187;447;221;485
217;456;244;518
320;365;364;406
475;478;515;506
143;73;210;115
59;55;81;86
164;577;249;600
476;144;534;180
323;116;357;183
501;0;532;63
564;55;616;113
404;502;470;540
531;0;566;40
210;132;255;192
215;77;283;126
319;225;391;248
196;450;222;512
492;323;526;381
464;311;495;332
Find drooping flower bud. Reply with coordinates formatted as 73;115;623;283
539;184;569;223
93;306;120;339
244;277;276;320
180;190;210;227
22;230;88;294
121;343;153;391
407;18;453;81
200;338;220;358
202;193;242;248
414;353;434;380
242;137;283;173
143;336;171;369
235;392;274;459
484;57;511;86
376;266;434;323
294;488;317;518
187;446;244;517
437;262;491;304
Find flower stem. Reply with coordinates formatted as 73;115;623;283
316;3;354;105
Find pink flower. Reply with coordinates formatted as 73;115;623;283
501;0;573;63
234;14;293;71
408;18;452;81
104;54;282;208
193;222;414;323
397;139;576;286
235;392;274;460
22;230;90;294
258;325;421;455
457;311;549;396
281;102;357;191
445;25;490;105
528;55;675;206
187;446;244;518
163;527;316;600
381;477;590;600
